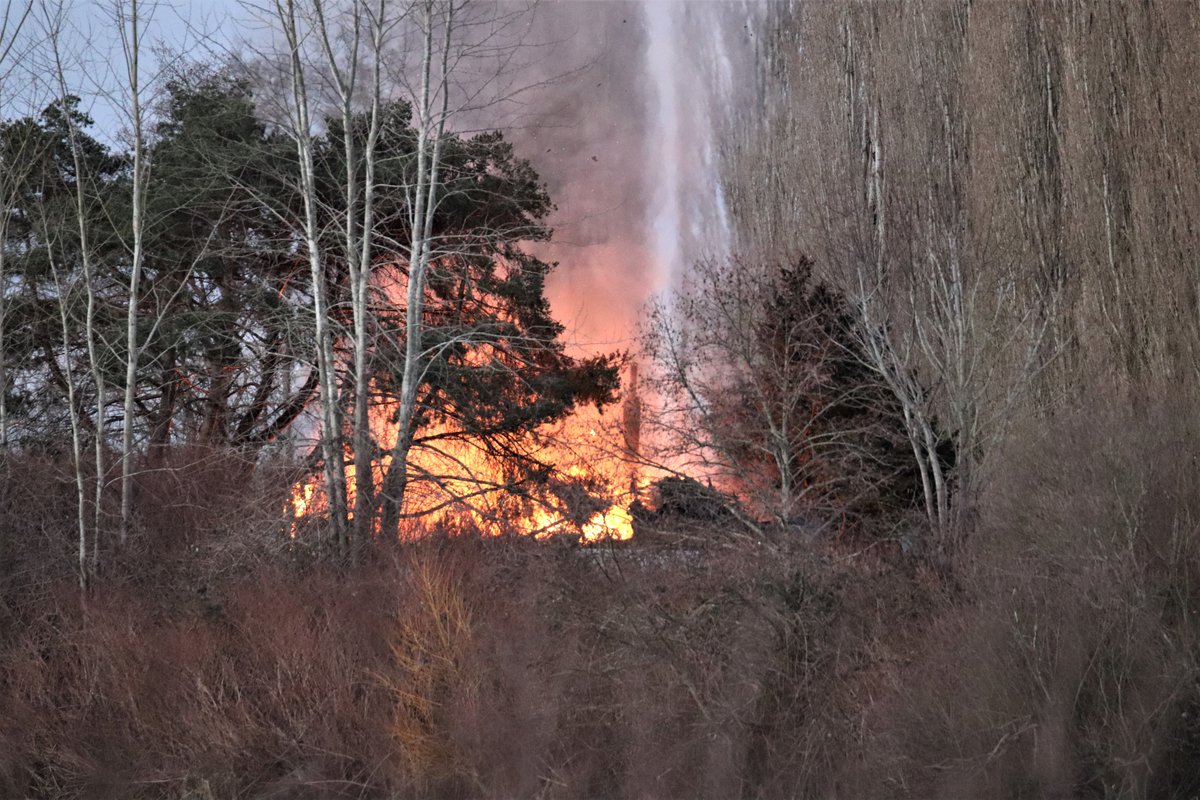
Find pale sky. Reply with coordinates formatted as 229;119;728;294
3;0;252;142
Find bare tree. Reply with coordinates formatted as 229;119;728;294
306;0;406;541
375;0;455;538
115;0;151;543
643;255;925;538
270;0;352;547
44;225;91;589
41;1;113;578
720;1;1073;546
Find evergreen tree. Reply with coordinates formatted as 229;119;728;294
0;68;620;526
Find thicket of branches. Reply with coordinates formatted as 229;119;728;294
712;0;1200;548
684;1;1200;795
642;254;944;538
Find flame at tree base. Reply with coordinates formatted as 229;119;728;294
289;403;643;543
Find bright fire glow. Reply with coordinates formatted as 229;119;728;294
288;260;645;543
289;401;641;542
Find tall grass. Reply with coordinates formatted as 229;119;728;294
2;405;1199;798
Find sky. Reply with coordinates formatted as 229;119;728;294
2;0;250;141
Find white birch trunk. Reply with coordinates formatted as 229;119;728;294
117;0;146;543
47;13;107;579
313;0;391;539
378;0;453;536
275;0;350;547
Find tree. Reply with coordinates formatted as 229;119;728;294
123;59;619;538
324;100;621;536
271;0;352;548
721;2;1038;544
253;0;619;541
116;0;150;544
372;0;456;539
722;0;1200;549
138;68;313;453
644;255;934;533
1;74;125;583
0;2;620;549
0;0;34;451
304;0;396;540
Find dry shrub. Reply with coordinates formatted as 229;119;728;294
377;534;587;799
0;453;96;610
0;566;402;798
0;452;942;799
126;446;301;572
540;533;933;800
861;392;1200;799
379;546;481;791
0;447;400;798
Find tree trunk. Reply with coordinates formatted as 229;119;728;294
378;0;453;537
275;0;350;550
118;0;146;543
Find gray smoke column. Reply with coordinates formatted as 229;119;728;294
503;0;762;354
644;0;751;287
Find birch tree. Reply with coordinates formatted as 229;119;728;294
272;0;351;547
115;0;150;543
15;1;120;584
43;4;114;577
307;0;401;539
375;0;455;538
263;0;462;541
45;225;90;589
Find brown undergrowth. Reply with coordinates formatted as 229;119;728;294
2;404;1200;798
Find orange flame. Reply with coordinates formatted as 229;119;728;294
287;252;649;542
289;400;641;542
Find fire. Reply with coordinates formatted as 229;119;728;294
580;502;634;541
289;372;644;543
287;249;649;543
285;287;643;537
289;480;321;538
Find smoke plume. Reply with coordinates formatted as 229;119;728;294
495;1;763;355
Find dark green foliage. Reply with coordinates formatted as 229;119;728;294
138;70;308;449
756;257;945;524
0;98;128;440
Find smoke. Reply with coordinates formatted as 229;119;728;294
492;0;763;355
248;0;762;355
